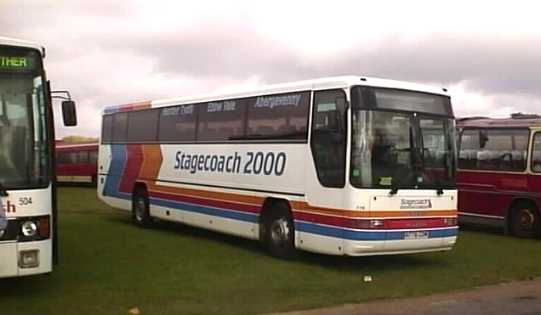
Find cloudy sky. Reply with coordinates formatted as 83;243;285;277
2;1;541;137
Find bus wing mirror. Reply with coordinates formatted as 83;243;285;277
62;100;77;126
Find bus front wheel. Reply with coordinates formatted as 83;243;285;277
263;203;295;258
132;187;152;228
510;202;541;238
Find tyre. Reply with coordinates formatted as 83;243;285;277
132;187;152;228
510;202;541;238
262;202;295;258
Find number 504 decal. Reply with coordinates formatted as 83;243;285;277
19;197;33;206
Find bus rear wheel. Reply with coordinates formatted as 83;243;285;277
132;187;152;228
263;203;295;258
510;203;541;238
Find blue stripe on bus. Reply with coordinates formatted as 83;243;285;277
149;197;259;223
105;187;458;240
103;144;130;199
295;221;458;241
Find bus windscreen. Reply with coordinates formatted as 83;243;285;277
0;48;48;189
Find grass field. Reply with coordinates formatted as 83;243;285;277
1;187;540;315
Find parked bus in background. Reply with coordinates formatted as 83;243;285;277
56;141;98;185
457;115;541;238
0;37;76;278
98;76;458;257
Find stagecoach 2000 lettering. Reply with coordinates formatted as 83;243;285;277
174;151;287;176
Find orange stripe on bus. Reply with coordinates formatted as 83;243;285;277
136;179;456;219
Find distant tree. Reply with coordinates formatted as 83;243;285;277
61;135;98;143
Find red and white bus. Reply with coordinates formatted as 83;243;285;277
98;76;458;257
56;141;98;185
457;116;541;238
0;37;76;278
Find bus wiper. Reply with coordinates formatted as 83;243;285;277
389;186;399;196
434;178;444;196
0;182;8;197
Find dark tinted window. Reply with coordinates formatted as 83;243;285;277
89;150;98;165
310;90;347;187
459;128;529;171
57;151;77;164
127;109;159;142
112;112;128;143
102;115;113;143
158;104;197;142
246;92;310;140
78;151;88;164
197;100;245;141
351;86;453;116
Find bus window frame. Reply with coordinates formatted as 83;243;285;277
458;127;530;173
530;131;541;174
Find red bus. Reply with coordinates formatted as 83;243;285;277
457;116;541;238
55;141;98;185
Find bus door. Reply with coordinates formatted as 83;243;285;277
302;89;348;254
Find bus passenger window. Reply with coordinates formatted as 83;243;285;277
310;90;347;188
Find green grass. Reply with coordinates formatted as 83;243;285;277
1;187;541;315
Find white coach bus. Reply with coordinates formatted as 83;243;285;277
98;76;458;257
0;37;76;277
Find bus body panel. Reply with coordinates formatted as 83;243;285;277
98;141;458;256
0;187;53;278
98;76;458;256
2;187;52;218
56;143;98;184
457;120;541;235
0;37;57;277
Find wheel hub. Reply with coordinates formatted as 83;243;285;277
519;208;535;229
135;198;145;221
270;218;290;245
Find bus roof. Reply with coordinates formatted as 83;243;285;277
0;36;45;56
103;76;450;114
56;141;99;150
457;116;541;129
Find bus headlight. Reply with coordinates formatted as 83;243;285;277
21;221;38;237
18;216;50;241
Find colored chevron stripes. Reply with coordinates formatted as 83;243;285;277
103;144;458;241
103;101;151;114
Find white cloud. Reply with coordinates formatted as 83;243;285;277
3;0;541;137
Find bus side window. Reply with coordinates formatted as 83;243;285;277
310;90;347;188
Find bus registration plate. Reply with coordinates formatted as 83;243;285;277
404;231;429;240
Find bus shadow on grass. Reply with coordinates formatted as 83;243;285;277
106;215;449;271
459;223;505;236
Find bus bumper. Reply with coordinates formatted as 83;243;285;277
342;236;457;256
0;240;52;278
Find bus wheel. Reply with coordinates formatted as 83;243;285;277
132;187;152;228
264;203;295;258
510;203;541;238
